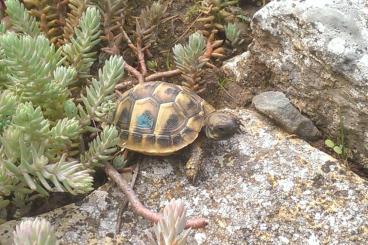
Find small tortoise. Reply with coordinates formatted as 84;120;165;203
113;81;239;183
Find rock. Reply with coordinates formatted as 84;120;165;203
1;109;367;244
252;91;321;140
233;0;368;166
222;52;252;83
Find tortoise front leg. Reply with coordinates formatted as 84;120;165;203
185;139;204;184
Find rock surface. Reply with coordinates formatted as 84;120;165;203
252;91;321;140
226;0;368;166
1;109;368;244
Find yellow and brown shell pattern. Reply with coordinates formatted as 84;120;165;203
114;81;213;156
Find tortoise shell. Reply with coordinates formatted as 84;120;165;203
113;81;214;155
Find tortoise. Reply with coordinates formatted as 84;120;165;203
113;81;239;183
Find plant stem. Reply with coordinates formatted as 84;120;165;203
115;163;140;234
136;20;147;78
104;163;209;229
123;63;144;84
145;69;181;82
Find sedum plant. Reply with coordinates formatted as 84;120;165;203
173;32;207;93
62;5;101;81
224;22;241;46
4;0;41;36
173;31;223;93
90;0;127;55
0;0;125;221
0;32;75;119
23;0;68;46
0;101;92;196
145;199;191;245
63;0;89;44
13;217;59;245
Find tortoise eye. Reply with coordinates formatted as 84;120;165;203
218;127;225;131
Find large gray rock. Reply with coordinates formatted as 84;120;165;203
252;91;321;140
225;0;368;166
0;109;367;244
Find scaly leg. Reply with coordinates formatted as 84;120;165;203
185;139;204;184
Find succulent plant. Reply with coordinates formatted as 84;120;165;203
4;0;40;36
173;32;207;93
137;1;167;49
224;22;241;46
145;199;192;245
62;6;101;81
0;0;124;221
13;217;59;245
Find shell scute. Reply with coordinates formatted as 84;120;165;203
152;82;181;103
130;98;159;134
154;102;187;135
131;82;160;100
114;96;134;129
175;91;202;118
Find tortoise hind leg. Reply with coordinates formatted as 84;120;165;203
185;139;204;185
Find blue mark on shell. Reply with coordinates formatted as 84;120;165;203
137;111;153;129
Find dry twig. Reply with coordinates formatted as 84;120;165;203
115;162;140;235
105;163;208;229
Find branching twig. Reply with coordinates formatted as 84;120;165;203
123;63;144;84
121;27;137;54
104;163;208;229
145;69;181;82
115;80;134;91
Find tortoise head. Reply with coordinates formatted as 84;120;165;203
204;111;240;140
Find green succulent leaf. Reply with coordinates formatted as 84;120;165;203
11;102;50;141
79;55;124;125
45;154;93;195
324;139;335;148
64;99;79;119
0;33;70;118
48;118;81;158
4;0;41;36
81;125;120;168
333;145;343;155
224;22;240;46
0;22;5;33
62;6;101;80
0;90;16;132
173;32;206;74
112;154;127;169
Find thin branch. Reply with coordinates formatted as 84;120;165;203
104;163;208;229
115;80;134;90
124;63;144;84
115;163;140;235
121;27;137;54
135;20;147;78
145;69;182;82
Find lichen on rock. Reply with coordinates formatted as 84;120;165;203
0;109;367;244
227;0;368;166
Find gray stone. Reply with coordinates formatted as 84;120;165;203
252;91;321;140
1;109;368;244
226;0;368;166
